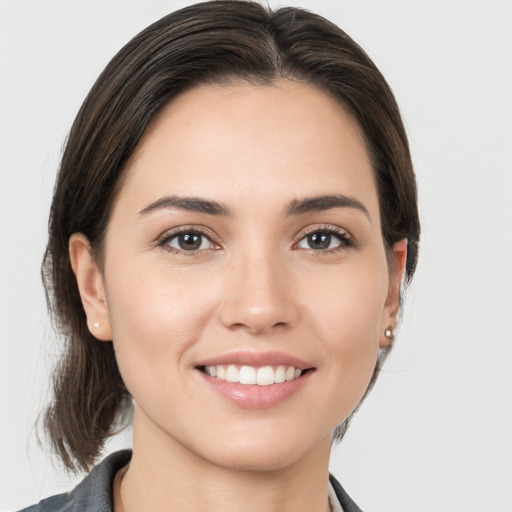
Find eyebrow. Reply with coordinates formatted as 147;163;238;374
139;196;232;217
285;194;370;219
139;193;370;219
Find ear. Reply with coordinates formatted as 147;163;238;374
69;233;112;341
380;238;408;348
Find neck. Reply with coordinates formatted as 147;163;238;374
116;407;333;512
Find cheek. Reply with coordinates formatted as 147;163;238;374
104;261;218;385
303;263;388;406
306;259;388;342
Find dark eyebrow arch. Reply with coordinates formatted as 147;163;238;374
139;196;232;217
286;194;370;219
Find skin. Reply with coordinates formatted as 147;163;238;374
70;80;407;512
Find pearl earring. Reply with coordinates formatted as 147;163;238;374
384;326;394;340
93;322;100;328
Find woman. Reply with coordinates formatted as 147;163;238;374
21;1;420;511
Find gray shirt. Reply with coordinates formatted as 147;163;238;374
18;450;362;512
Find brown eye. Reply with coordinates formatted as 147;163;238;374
178;233;202;250
296;229;352;251
166;231;213;252
307;232;332;250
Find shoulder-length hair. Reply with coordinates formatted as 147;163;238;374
42;0;420;472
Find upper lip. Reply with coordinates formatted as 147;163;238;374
195;351;313;370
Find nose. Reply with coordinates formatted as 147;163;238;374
218;249;299;335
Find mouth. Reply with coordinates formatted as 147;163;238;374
194;351;315;407
197;364;314;386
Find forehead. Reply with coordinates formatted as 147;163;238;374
117;79;379;220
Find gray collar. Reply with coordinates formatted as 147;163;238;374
19;450;362;512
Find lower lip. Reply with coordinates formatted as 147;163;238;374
198;370;313;409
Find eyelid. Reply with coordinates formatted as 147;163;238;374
155;225;222;254
297;224;352;239
293;224;355;251
154;223;354;255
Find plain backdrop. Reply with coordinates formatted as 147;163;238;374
1;1;511;511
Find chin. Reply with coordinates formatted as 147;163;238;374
197;429;328;474
210;447;304;473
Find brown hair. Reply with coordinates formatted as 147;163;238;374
42;0;420;472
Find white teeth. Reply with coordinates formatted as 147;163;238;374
239;365;257;385
275;365;286;384
256;366;275;386
205;365;217;377
203;364;304;385
225;364;239;383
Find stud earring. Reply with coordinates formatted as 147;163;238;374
384;326;394;340
93;322;100;328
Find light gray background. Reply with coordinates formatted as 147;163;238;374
1;1;511;511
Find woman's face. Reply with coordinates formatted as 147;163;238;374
78;80;405;471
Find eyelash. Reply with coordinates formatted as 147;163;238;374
156;226;220;256
156;224;354;256
294;225;354;254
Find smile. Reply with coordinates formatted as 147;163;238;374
202;365;303;386
195;351;315;408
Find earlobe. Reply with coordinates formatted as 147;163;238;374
69;233;112;341
380;238;408;348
